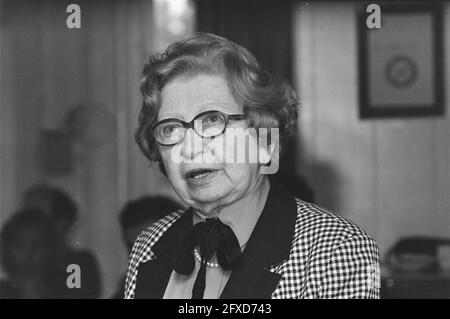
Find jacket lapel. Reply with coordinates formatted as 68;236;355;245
134;208;193;299
220;178;298;299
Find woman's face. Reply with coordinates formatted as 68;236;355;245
157;73;263;216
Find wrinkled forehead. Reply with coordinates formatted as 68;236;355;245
158;73;242;122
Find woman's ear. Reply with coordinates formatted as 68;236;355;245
259;144;274;165
258;143;279;175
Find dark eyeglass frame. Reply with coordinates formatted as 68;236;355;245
152;110;246;146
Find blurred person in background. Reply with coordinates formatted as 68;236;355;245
0;209;62;298
22;184;101;298
111;196;181;299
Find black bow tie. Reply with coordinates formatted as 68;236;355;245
174;217;242;299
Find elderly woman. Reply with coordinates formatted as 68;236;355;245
125;33;379;299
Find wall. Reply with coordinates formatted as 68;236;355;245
294;2;450;255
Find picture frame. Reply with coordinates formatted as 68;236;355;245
358;4;445;119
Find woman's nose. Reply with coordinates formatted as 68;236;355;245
181;128;204;160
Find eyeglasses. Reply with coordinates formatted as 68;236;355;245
152;110;246;146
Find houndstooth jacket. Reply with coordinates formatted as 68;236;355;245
124;181;380;299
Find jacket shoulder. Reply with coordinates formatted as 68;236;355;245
271;199;379;299
293;198;375;246
135;209;186;258
124;208;186;299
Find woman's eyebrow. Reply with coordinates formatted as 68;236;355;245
195;102;235;114
158;103;238;122
157;112;185;121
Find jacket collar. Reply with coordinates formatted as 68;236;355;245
219;177;297;298
133;177;297;299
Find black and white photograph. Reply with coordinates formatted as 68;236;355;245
0;0;449;303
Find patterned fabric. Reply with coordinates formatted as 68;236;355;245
125;199;380;299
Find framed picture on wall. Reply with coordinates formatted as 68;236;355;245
358;4;445;118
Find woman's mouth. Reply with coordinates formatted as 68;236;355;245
185;169;219;184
